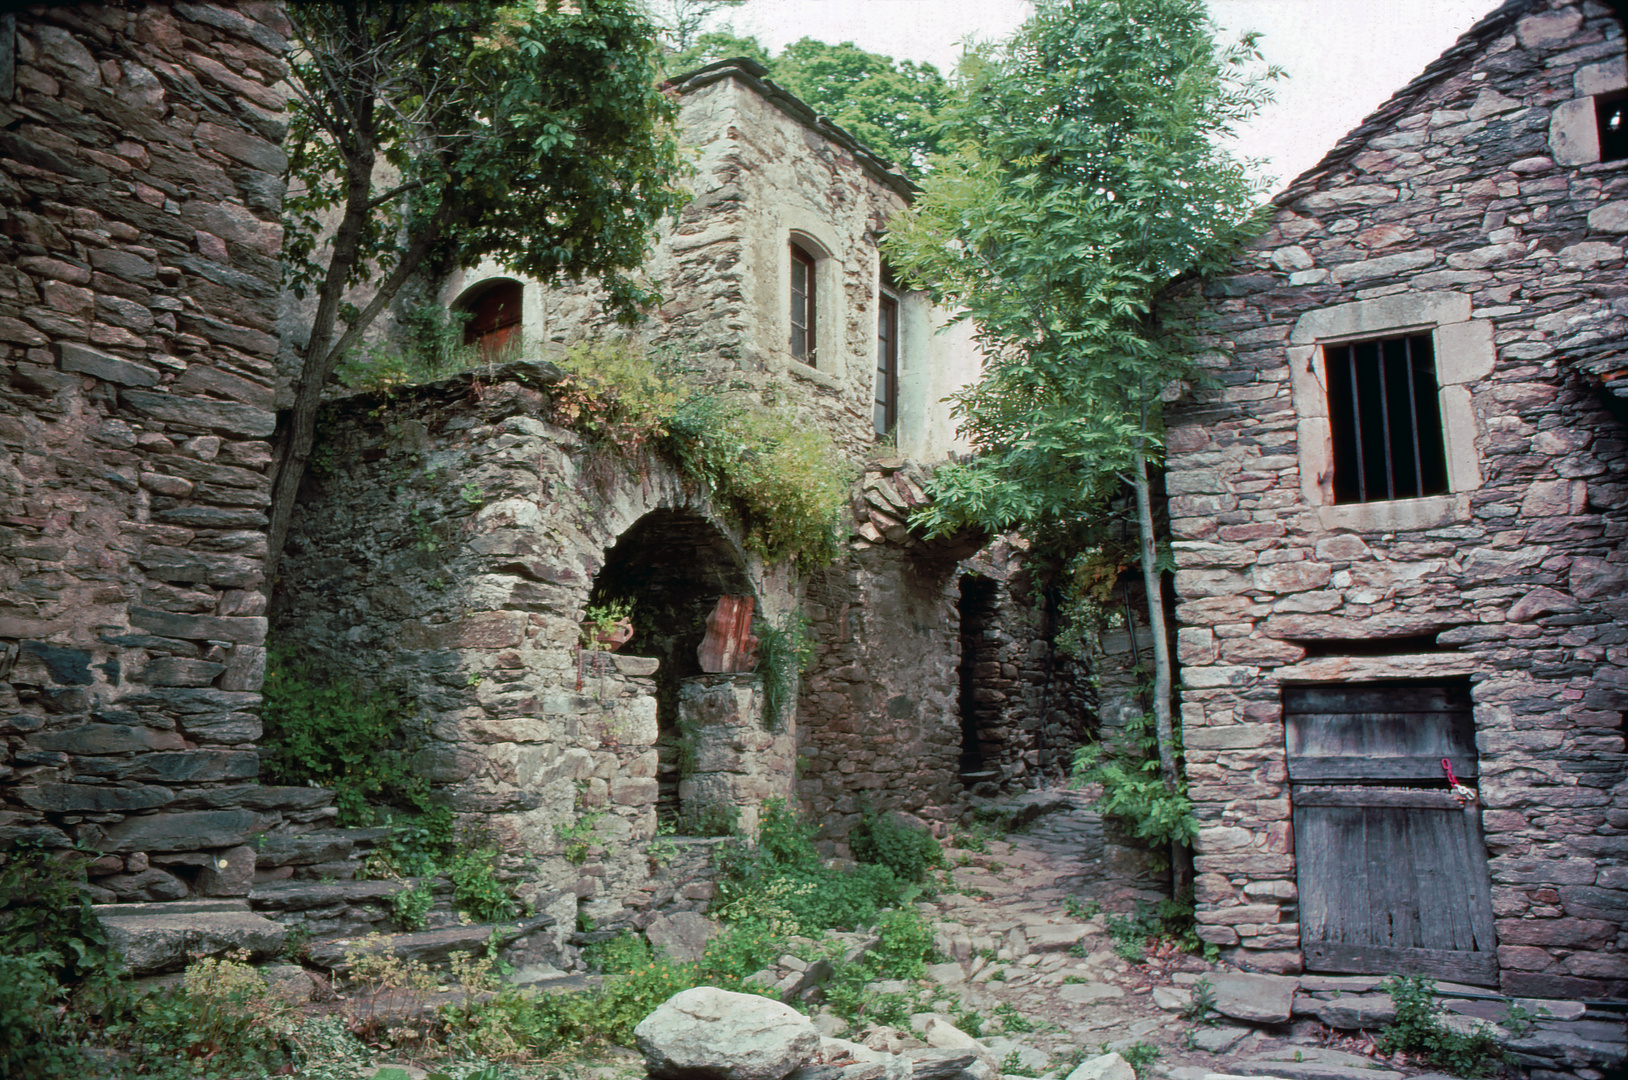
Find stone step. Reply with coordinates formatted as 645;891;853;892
254;826;390;868
304;913;557;971
95;900;286;975
248;878;410;911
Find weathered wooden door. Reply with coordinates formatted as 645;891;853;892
1287;681;1498;986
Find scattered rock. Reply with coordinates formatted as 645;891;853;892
1064;1051;1136;1080
1207;973;1299;1024
1312;993;1395;1030
1189;1026;1249;1054
928;961;967;985
637;986;821;1080
1153;985;1192;1011
1059;981;1124;1004
646;911;722;964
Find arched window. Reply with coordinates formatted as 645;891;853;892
459;279;523;359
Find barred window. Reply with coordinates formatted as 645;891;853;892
1324;333;1449;504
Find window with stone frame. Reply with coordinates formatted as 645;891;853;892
790;240;817;364
1597;89;1628;162
1323;332;1450;504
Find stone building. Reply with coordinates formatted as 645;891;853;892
0;2;328;900
1168;0;1628;999
275;54;1091;924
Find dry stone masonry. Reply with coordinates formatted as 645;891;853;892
0;2;332;900
1168;0;1628;999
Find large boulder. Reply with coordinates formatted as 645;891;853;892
637;986;821;1080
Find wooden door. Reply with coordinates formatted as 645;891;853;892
1286;681;1498;986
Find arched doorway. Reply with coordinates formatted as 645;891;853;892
455;278;523;359
586;509;755;825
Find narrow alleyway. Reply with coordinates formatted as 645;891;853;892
864;794;1627;1080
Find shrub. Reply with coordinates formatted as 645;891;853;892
0;952;81;1080
1072;710;1196;865
117;955;293;1077
850;808;944;883
1377;975;1507;1077
260;648;426;825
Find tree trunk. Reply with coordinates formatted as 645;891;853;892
1131;445;1189;894
262;181;456;591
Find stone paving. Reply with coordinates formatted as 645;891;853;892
811;793;1626;1080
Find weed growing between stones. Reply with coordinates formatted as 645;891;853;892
1115;1041;1161;1073
758;611;816;731
260;647;429;825
1071;708;1197;868
1101;893;1213;963
1376;975;1508;1077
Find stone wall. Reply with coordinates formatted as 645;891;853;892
0;2;321;899
795;461;1092;849
274;362;798;930
1167;0;1628;998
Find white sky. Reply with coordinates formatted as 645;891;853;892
719;0;1498;196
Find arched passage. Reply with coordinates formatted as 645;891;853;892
587;508;755;823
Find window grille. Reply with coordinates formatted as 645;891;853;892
1323;333;1449;504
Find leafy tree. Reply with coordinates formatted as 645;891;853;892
269;0;686;581
772;39;950;171
884;0;1277;880
642;0;747;53
662;35;949;174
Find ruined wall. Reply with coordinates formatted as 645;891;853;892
1168;0;1628;998
0;3;318;898
275;363;796;931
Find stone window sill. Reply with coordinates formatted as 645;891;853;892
787;358;841;390
1314;493;1470;532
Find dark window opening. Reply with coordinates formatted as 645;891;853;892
1324;333;1448;504
1597;90;1628;163
1291;633;1454;658
957;575;1000;784
460;280;523;360
875;290;898;436
790;242;816;363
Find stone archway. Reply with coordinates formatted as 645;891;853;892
586;509;757;826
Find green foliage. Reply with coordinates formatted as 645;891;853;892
849;808;945;883
1118;1042;1161;1072
758;612;816;732
447;846;521;923
994;1002;1037;1034
664;35;948;175
0;843;118;987
260;648;426;825
116;957;293;1078
886;0;1278;541
867;907;938;980
1065;895;1102;919
554;340;850;569
1376;975;1507;1077
1102;894;1203;960
714;798;916;932
367;807;456;879
1183;976;1218;1024
581;598;636;651
584;930;654;975
0;952;81;1080
1072;710;1197;862
335;303;479;393
392;880;435;931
